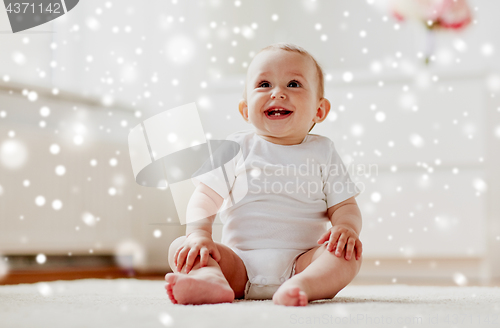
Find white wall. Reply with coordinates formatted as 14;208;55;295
1;0;499;280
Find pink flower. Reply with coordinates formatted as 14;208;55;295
391;0;472;30
435;0;472;29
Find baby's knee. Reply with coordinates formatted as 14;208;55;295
354;254;363;273
168;236;186;262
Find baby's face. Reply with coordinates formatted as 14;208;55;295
239;49;329;145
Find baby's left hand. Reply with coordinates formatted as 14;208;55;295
317;225;362;261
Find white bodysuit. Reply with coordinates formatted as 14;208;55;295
195;130;360;299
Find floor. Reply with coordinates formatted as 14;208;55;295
1;278;499;328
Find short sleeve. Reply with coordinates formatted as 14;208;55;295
191;138;241;200
322;141;361;208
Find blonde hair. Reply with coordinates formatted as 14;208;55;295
243;43;325;132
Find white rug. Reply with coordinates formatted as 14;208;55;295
1;279;499;328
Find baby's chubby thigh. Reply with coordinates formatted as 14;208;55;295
293;242;363;277
292;242;337;275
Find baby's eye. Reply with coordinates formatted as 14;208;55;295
288;80;301;88
258;81;271;88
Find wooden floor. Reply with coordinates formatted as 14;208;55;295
2;268;499;287
0;267;167;285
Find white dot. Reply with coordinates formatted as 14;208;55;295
328;111;338;122
359;30;367;38
0;139;28;169
342;72;353;83
494;126;500;139
154;229;162;238
73;135;84;145
23;179;30;187
55;165;66;176
350;124;364;137
28;91;38;102
109;158;118;167
52;199;63;211
108;187;117;196
371;192;381;203
320;34;328;41
40;107;50;117
481;43;494;56
453;39;467;52
375;112;386;122
271;14;279;21
82;212;97;226
159;312;174;327
314;23;322;30
167;133;178;143
410;134;425;148
36;254;46;264
35;196;46;206
49;144;60;155
473;178;487;192
37;283;53;297
250;168;261;178
453;272;468;286
120;120;128;127
370;61;382;73
90;159;97;167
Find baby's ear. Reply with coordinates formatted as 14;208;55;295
238;99;250;122
313;98;331;123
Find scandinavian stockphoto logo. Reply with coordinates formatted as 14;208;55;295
3;0;79;33
128;103;248;225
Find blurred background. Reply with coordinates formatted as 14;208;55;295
0;0;499;286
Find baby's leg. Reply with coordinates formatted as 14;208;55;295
273;243;362;306
165;236;248;304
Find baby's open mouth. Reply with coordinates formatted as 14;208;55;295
265;108;293;119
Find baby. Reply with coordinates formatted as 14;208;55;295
165;43;363;306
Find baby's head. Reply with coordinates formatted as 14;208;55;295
239;43;330;145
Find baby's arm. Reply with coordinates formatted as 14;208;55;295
317;196;362;261
174;182;224;273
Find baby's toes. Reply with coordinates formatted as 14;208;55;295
298;291;308;306
164;281;178;304
165;273;178;284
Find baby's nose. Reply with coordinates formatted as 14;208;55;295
271;93;286;99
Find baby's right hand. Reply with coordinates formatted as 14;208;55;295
174;230;221;274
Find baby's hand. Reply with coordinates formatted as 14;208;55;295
174;230;221;273
317;225;362;261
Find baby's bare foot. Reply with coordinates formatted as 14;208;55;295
273;284;308;306
164;272;234;305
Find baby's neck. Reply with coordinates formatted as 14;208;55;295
255;132;307;146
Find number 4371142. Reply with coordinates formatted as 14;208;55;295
6;3;61;14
